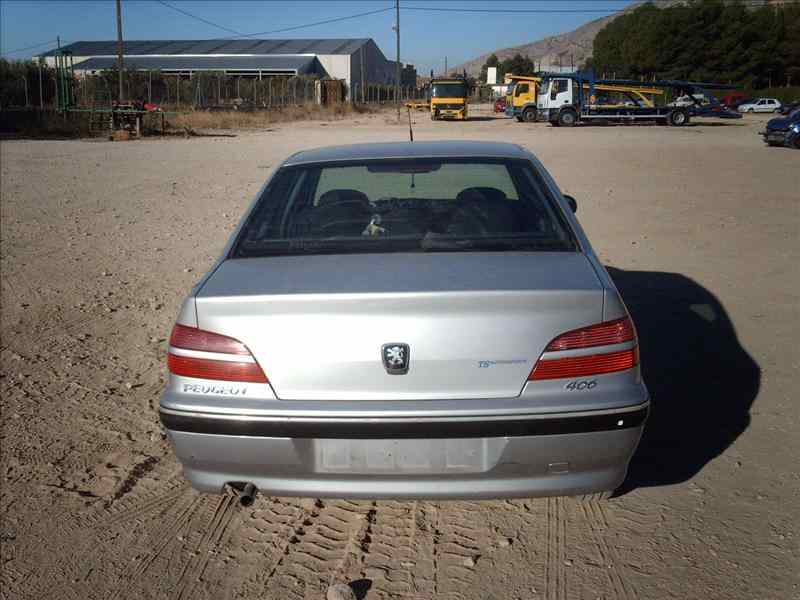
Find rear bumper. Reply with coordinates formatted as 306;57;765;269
762;130;789;144
433;107;467;119
160;403;648;499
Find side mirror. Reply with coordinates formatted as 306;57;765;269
563;194;577;213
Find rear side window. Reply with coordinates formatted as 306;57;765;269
232;158;577;258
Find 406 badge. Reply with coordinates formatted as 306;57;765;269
564;379;597;391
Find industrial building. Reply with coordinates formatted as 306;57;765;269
37;38;404;99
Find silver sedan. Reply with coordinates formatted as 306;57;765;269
160;141;649;503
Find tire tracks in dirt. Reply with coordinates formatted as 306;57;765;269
355;500;436;598
544;496;568;600
575;497;642;600
171;490;240;600
429;502;488;600
260;499;372;600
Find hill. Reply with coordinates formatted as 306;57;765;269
453;12;620;77
452;0;785;78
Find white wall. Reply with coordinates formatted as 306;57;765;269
317;54;351;95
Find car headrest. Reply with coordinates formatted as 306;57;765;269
456;187;508;204
317;189;370;207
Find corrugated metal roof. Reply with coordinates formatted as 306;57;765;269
41;38;371;57
73;55;321;73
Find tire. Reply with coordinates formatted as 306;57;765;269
668;108;689;127
774;108;781;113
522;107;537;123
748;108;754;113
558;109;577;127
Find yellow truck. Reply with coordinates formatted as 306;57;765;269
504;75;542;122
430;78;470;121
504;73;664;123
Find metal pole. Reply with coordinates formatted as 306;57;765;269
394;0;400;120
55;37;61;110
148;70;152;103
22;77;29;107
445;56;447;77
38;61;44;110
116;0;124;102
360;46;365;103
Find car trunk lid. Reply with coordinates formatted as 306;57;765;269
195;253;603;400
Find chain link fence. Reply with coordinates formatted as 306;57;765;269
2;60;424;111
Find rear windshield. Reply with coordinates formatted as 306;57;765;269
232;158;577;258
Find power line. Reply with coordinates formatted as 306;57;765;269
402;6;625;14
155;0;244;36
1;38;61;56
401;0;800;12
232;6;395;38
155;2;393;40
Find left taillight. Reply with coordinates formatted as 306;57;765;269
528;316;638;381
167;324;268;384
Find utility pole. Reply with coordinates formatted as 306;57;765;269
38;58;43;110
55;36;61;110
444;56;447;77
394;0;400;120
360;46;365;104
116;0;124;102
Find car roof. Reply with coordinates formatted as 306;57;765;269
283;141;531;166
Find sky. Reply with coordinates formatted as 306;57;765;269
0;0;636;73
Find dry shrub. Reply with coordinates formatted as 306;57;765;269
168;103;382;132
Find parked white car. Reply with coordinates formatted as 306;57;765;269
738;98;782;113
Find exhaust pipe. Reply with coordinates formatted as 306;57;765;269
239;482;258;507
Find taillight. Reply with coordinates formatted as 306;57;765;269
529;317;638;381
167;324;268;384
544;317;635;351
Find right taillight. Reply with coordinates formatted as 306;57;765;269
529;316;638;381
167;324;268;384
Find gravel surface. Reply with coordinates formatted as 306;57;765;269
1;109;798;599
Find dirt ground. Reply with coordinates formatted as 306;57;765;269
1;107;798;600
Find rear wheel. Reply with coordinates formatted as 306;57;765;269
748;108;755;113
522;107;537;123
668;108;689;126
558;109;577;127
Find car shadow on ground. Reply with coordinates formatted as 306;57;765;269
607;268;761;494
684;121;746;127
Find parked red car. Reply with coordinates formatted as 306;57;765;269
494;97;507;113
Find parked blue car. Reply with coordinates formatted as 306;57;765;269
762;108;800;149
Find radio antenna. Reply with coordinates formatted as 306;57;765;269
407;106;414;142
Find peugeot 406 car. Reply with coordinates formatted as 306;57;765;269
160;141;649;501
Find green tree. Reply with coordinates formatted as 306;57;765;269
591;0;799;87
